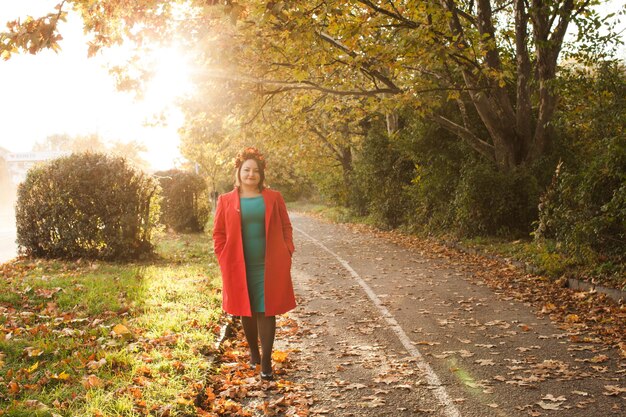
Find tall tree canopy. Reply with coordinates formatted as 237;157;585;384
220;0;620;171
1;1;621;173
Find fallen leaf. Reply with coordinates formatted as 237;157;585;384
603;385;626;396
538;401;562;410
176;397;194;405
542;394;566;402
27;361;39;373
112;324;132;337
590;354;609;363
81;374;103;389
52;371;70;381
272;350;289;363
24;400;48;410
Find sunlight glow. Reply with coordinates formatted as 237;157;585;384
87;41;196;171
133;45;194;171
0;2;199;172
144;46;195;110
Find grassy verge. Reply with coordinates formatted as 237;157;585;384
0;232;222;417
288;201;625;291
454;236;624;291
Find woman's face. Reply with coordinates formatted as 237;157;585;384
239;159;261;188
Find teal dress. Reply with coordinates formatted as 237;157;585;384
240;196;266;313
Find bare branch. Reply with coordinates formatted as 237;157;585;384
243;93;275;126
356;0;419;28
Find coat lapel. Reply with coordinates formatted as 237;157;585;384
262;189;275;233
228;189;242;234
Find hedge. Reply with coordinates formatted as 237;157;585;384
16;152;160;260
154;169;209;232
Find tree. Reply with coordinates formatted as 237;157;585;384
250;92;367;204
34;133;107;153
179;127;237;194
3;1;620;173
225;1;622;171
109;140;149;171
33;133;149;170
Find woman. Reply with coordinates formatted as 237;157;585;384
212;147;296;381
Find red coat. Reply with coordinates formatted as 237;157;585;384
213;188;296;316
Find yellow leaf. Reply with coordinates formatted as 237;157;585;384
176;397;194;405
272;350;289;363
25;347;44;357
27;361;39;373
112;324;131;336
447;90;460;101
54;371;70;380
565;314;579;323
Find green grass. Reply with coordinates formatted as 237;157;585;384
0;232;222;416
461;236;625;290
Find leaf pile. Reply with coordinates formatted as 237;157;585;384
195;318;312;416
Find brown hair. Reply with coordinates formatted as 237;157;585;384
234;147;266;190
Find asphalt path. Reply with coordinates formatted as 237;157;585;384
277;213;625;416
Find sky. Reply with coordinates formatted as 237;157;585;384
0;1;624;172
0;1;193;171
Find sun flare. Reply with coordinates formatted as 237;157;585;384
144;46;195;106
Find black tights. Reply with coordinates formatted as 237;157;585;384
241;313;276;374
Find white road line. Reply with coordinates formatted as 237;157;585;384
295;226;462;417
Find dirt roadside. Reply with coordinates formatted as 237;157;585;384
273;213;626;417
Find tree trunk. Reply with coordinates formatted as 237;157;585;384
340;145;353;191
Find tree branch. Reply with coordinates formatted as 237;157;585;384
317;31;402;93
243;93;275;126
356;0;419;29
308;125;343;162
430;114;495;161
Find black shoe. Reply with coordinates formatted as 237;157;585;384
260;372;274;381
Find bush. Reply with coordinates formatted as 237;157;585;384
535;61;626;282
395;113;541;237
352;128;415;228
452;162;541;237
309;163;353;209
154;169;209;232
402;121;468;234
536;141;625;262
16;152;159;260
